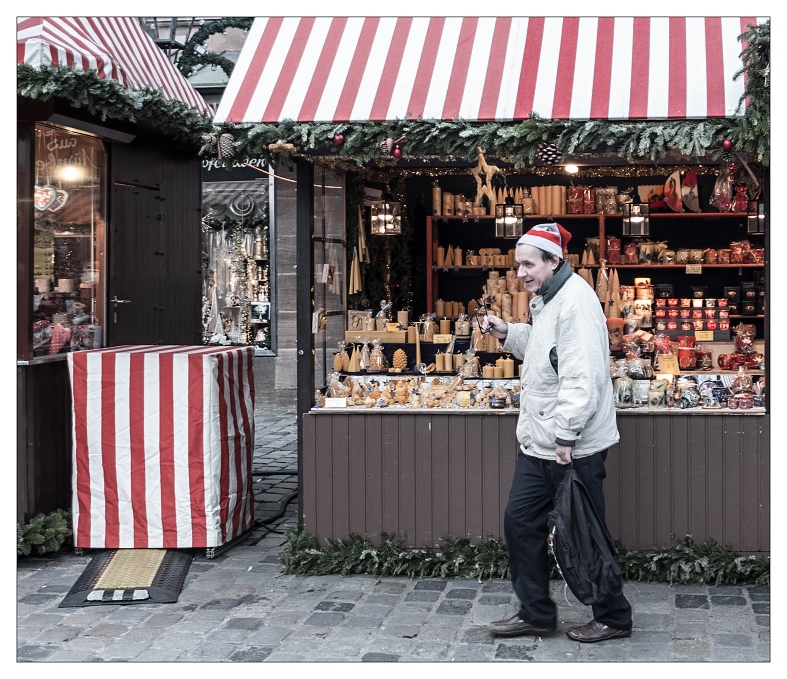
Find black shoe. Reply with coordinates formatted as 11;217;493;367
566;619;632;643
488;614;556;637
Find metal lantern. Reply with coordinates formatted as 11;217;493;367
622;202;650;236
747;200;766;234
495;201;524;238
370;200;402;235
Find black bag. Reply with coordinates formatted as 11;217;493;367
547;465;623;605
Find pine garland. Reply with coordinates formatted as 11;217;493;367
278;527;769;586
17;509;73;557
176;18;254;78
17;64;213;148
216;20;769;168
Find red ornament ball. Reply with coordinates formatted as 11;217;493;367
393;146;403;158
333;134;344;146
722;139;733;152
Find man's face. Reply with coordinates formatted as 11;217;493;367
516;244;559;293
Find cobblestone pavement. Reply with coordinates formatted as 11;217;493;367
17;397;771;664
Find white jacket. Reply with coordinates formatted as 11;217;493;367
503;272;619;460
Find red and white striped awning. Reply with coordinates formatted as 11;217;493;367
18;17;209;113
214;16;766;124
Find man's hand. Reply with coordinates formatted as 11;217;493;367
481;315;508;340
555;444;573;465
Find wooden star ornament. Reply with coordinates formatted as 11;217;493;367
471;147;501;210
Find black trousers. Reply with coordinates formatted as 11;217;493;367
503;450;633;630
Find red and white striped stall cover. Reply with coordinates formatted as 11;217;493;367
17;17;209;113
68;345;255;549
214;16;767;124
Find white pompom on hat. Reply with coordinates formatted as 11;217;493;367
516;222;572;259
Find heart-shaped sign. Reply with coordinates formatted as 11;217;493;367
48;189;69;213
34;185;57;211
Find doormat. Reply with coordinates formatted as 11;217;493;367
60;548;193;608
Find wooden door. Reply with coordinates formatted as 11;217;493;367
107;141;202;346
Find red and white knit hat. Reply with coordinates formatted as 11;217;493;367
516;222;572;259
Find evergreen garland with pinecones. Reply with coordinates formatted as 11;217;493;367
17;64;212;148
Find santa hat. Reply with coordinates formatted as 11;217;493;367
516;222;572;259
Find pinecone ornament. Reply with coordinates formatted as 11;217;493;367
392;348;408;371
202;132;236;159
536;141;561;165
467;299;479;317
333;352;344;372
342;351;351;372
218;133;236;159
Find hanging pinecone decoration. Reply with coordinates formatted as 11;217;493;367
379;135;406;156
535;141;562;165
218;133;236;159
202;132;236;160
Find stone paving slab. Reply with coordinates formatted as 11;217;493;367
16;400;770;664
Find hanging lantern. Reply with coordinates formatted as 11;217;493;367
747;200;766;234
622;202;650;237
495;199;524;238
370;200;402;235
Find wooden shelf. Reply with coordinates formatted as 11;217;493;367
608;264;764;269
431;212;752;221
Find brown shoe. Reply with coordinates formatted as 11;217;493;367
566;619;632;643
488;614;555;637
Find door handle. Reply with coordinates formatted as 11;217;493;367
111;296;130;324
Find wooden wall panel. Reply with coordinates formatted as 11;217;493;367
397;416;417;541
414;416;433;546
302;412;769;555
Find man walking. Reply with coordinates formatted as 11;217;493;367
483;222;633;643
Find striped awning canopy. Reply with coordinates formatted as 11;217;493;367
214;16;766;125
17;16;209;113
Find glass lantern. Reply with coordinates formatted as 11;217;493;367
495;201;524;238
370;200;402;235
622;202;650;236
747;200;766;234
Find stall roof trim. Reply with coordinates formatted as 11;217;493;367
213;16;766;125
18;17;209;114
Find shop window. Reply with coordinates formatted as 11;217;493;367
201;179;274;354
32;124;106;356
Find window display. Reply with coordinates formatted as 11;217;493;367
32;124;106;356
201;180;273;353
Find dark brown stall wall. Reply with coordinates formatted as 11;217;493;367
17;361;73;523
302;412;769;556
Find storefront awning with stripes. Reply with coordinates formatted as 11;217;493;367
213;16;765;125
17;16;208;113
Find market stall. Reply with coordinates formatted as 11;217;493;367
211;16;770;554
17;17;212;522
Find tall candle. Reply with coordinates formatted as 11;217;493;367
397;311;409;327
503;357;515;378
437;247;445;267
432;185;442;215
407;325;417;343
415;325;421;365
440;319;451;334
454;354;466;370
435;299;445;317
